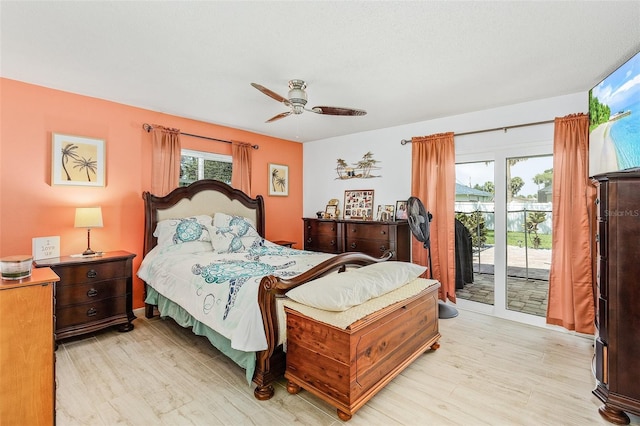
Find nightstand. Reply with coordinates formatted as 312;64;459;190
34;250;136;342
273;240;295;248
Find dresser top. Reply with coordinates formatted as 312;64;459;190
33;250;136;268
0;267;59;290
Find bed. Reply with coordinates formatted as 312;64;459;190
138;179;393;400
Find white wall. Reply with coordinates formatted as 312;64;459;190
303;93;587;217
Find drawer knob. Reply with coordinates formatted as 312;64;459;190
379;245;387;252
380;231;387;235
87;288;98;297
350;242;357;249
87;307;97;317
87;269;98;279
330;240;336;246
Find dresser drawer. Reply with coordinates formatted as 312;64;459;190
596;183;607;220
597;256;607;299
56;279;127;307
344;238;393;258
56;296;127;329
597;221;607;259
53;261;129;286
305;235;341;253
345;222;390;240
305;220;339;237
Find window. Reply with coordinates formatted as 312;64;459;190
180;149;232;186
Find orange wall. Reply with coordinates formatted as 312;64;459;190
0;78;304;308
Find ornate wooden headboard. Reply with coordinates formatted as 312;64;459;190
142;180;265;257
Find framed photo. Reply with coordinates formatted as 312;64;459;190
52;133;105;187
268;163;289;196
376;204;395;221
344;189;374;220
396;200;408;220
383;204;395;221
325;204;337;218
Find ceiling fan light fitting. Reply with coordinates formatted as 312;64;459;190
252;79;366;122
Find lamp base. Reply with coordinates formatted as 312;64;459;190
82;248;96;256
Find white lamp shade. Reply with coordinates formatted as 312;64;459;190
74;207;103;228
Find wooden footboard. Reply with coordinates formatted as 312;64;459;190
254;251;393;400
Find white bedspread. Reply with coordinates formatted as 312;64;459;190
137;240;333;352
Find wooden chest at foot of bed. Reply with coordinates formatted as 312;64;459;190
284;284;441;421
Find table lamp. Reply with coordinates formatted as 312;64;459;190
75;207;103;255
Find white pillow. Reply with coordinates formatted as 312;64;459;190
286;261;427;312
210;212;263;253
153;215;213;247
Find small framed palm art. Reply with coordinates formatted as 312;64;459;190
52;133;105;187
268;163;289;196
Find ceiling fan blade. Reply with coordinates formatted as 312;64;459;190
265;111;292;123
309;106;367;116
251;83;289;104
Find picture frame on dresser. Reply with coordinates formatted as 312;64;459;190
51;133;105;187
396;200;408;220
344;189;374;220
376;204;395;221
325;204;337;218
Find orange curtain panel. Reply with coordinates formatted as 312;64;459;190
411;132;456;303
151;125;181;196
231;141;253;196
547;113;595;334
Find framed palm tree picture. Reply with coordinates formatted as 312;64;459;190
268;163;288;196
52;133;105;187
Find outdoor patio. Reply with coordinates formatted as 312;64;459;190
456;246;551;317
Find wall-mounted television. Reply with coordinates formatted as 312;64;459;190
589;50;640;177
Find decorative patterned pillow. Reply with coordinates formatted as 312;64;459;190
153;215;213;247
211;212;263;253
286;261;427;311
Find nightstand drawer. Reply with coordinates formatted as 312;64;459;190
53;261;128;285
56;279;127;307
56;296;127;329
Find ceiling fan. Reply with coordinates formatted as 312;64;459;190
251;79;367;123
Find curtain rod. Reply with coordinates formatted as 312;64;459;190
399;119;555;145
142;123;259;149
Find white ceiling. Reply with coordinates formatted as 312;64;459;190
2;1;639;143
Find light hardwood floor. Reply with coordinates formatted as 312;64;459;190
55;308;640;425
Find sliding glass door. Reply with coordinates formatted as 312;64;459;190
455;161;495;307
505;155;552;317
455;149;553;324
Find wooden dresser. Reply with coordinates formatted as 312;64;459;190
592;170;640;424
0;267;59;425
34;250;136;341
303;218;410;261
